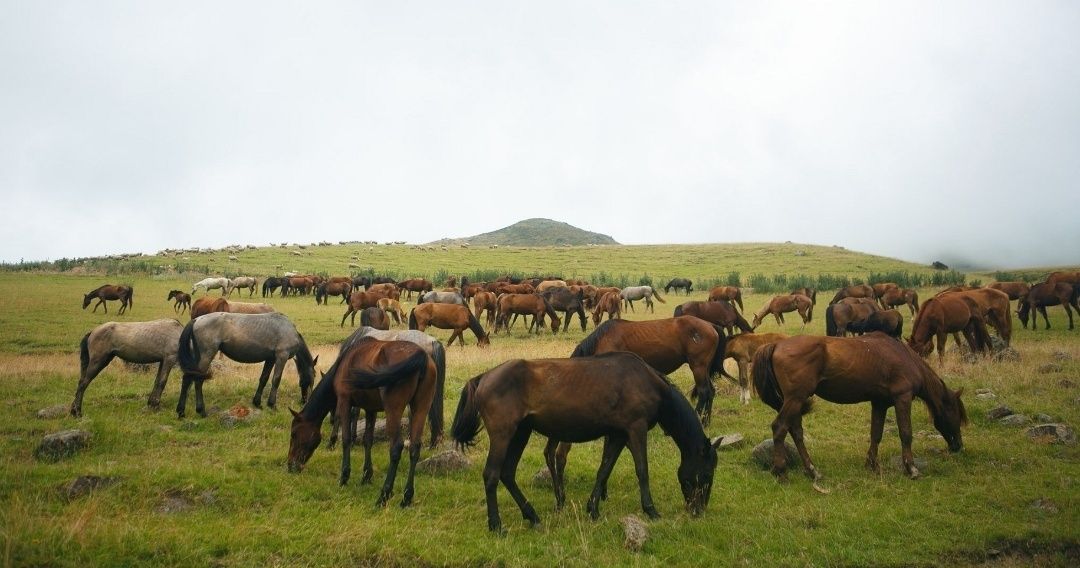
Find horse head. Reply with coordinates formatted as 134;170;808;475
82;293;94;309
679;436;723;516
932;388;966;453
286;407;321;473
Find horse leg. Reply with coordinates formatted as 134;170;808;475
400;400;430;508
737;359;751;405
865;401;888;473
690;361;714;425
894;395;920;479
788;410;821;481
625;428;660;519
769;399;804;482
626;299;635;313
340;308;352;327
70;352;115;417
146;360;172;409
935;332;947;366
483;429;513;532
337;398;353;486
93;298;105;313
1039;306;1050;330
543;438;567;510
193;378;207;417
377;406;405;507
495;424;540;526
587;434;628;520
645;296;653;313
176;375;192;418
251;360;275;409
264;355;289;410
361;409;375;484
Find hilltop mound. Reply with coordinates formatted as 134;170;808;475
429;218;619;247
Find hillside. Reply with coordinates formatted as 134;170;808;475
428;218;619;247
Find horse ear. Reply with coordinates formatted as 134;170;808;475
289;407;299;417
312;355;319;366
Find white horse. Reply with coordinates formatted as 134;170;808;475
192;277;231;296
228;276;258;298
620;286;666;313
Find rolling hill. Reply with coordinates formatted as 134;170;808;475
428;218;619;247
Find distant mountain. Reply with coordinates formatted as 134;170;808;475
429;218;619;247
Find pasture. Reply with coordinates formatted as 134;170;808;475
0;246;1077;566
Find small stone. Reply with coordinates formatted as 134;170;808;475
533;466;552;487
999;414;1031;426
976;392;997;401
1026;423;1077;445
986;405;1014;420
1030;498;1059;513
1034;413;1054;423
1051;350;1072;362
1059;379;1076;388
975;388;994;395
158;490;193;514
35;429;91;462
37;405;69;419
63;475;121;500
355;419;408;443
416;450;471;474
1038;363;1063;374
751;439;798;470
621;515;649;552
714;433;745;450
993;347;1020;362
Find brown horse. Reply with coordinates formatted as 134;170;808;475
82;285;133;315
673;300;753;336
409;303;491;347
753;333;967;481
828;284;875;305
226;301;275;314
987;281;1030;303
366;282;400;300
588;286;620;310
946;288;1013;345
825;302;879;337
871;282;899;300
495;282;535;296
167;290;191;315
935;285;978;296
708;286;744;312
360;307;390;330
721;332;787;405
472;291;498;328
341;291;384;327
591;291;623;327
839;297;881;309
751;294;814;330
1045;271;1080;287
495;294;560;335
879;287;920;315
571;317;726;424
541;286;589;332
287;338;437;508
190;297;229;319
282;276;315;296
789;287;817;305
315;281;352;305
450;352;720;532
1018;281;1079;330
907;294;992;365
398;278;433;300
377;298;407;326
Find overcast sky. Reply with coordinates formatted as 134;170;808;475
2;2;1078;268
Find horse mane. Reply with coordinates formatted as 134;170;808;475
466;310;488;340
294;333;316;392
656;382;708;455
733;312;754;333
571;319;620;357
911;350;967;426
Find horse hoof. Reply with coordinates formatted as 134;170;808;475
645;508;661;520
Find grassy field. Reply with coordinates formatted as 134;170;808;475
0;245;1077;567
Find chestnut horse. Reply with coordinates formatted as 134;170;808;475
341;291;384;327
591;291;623;327
167;290;191;314
1045;271;1080;287
495;293;560;335
880;287;920;315
790;287;817;305
945;288;1013;345
871;282;899;300
398;278;433;300
673;300;753;336
907;294;992;365
450;352;720;532
707;286;743;312
472;291;498;328
1018;281;1079;330
721;332;788;405
82;285;133;315
190;297;229;319
825;302;878;337
751;294;814;330
571;317;727;424
828;284;874;305
377;298;407;326
987;281;1030;303
753;333;966;481
409;303;491;347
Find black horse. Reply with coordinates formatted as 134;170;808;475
664;278;693;295
262;277;285;298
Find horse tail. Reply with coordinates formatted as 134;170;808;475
651;287;666;303
911;291;920;313
177;319;209;379
825;305;838;337
79;332;91;379
734;289;743;312
347;348;427;390
751;343;783;411
829;290;844;305
811;289;817;305
805;298;813;323
427;340;447;448
673;304;684;317
408;308;418;330
127;287;133;310
708;324;730;380
450;375;484;451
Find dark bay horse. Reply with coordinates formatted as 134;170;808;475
496;293;560;335
664;278;693;295
167;290;191;315
315;282;352;305
825;302;878;337
571;317;726;424
398;278;433;300
472;291;498;328
907;294;991;365
753;333;966;481
450;353;720;532
71;319;184;417
828;284;874;305
82;285;133;315
542;286;588;332
262;276;285;297
359;307;390;330
341;291;384;327
673;300;753;336
176;312;317;418
409;303;491;347
751;294;813;330
287;337;437;508
707;286;743;312
1018;281;1079;330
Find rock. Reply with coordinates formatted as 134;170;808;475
1059;379;1076;388
999;414;1030;426
157;490;193;514
1025;424;1077;445
888;456;929;472
533;466;552;487
63;475;121;500
1038;363;1063;374
989;335;1008;353
975;388;994;395
1034;413;1054;423
218;404;260;427
416;450;471;474
355;419;408;443
986;405;1014;420
975;392;997;401
1051;350;1072;362
961;352;980;364
36;405;69;419
620;515;649;553
35;429;91;462
1030;498;1059;513
714;433;745;450
993;347;1020;362
750;439;798;470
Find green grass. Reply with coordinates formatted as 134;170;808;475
0;246;1078;566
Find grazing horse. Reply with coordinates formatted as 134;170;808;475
450;352;720;532
620;286;665;313
708;286;743;312
721;332;788;405
839;296;881;309
936;285;978;296
417;290;467;305
472;291;498;328
571;317;726;424
1046;271;1080;287
1018;281;1079;330
315;281;353;305
495;283;535;296
366;283;400;301
282;276;315;296
534;280;568;293
409;303;491;347
192;277;231;296
287;338;436;508
664;278;693;296
871;282;899;300
828;284;875;305
70;319;184;417
398;278;433;300
673;301;753;336
790;287;817;305
495;294;560;335
228;277;258;298
541;286;588;332
753;333;966;481
880;287;920;315
377;298;407;326
82;285;133;315
359;307;390;330
176;312;318;418
907;294;992;365
751;294;814;330
341;291;385;327
591;291;623;327
825;302;879;337
262;276;286;297
167;290;191;314
987;281;1030;303
946;288;1013;345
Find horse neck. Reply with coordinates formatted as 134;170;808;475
302;371;337;423
913;361;948;420
466;312;487;339
657;384;706;457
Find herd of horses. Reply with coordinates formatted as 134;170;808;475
71;269;1079;532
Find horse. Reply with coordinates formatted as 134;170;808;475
417;290;467;305
366;282;400;301
450;352;721;532
287;337;436;508
673;300;753;336
350;275;371;291
880;287;920;315
721;332;787;405
262;276;286;297
871;282;899;300
751;294;814;330
534;280;567;293
398;278;433;300
377;298;407;326
1018;281;1079;330
907;294;992;365
495;293;560;335
936;285;978;296
987;281;1030;303
571;317;726;424
945;288;1013;345
228;277;258;298
620;286;665;313
589;286;620;310
82;285;133;315
176;312;318;418
1045;271;1080;287
282;276;315;296
541;286;588;332
591;291;623;327
167;290;191;315
190;297;229;319
664;278;693;295
495;283;535;296
315;281;353;305
409;303;491;347
226;301;275;315
790;287;817;305
828;284;875;305
839;297;881;309
753;333;967;481
707;286;743;312
341;291;385;327
359;307;390;330
192;277;231;296
825;302;879;337
472;291;498;328
70;319;185;417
